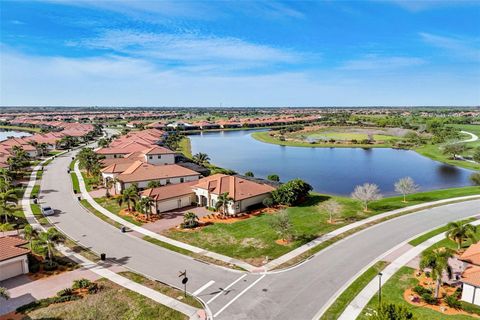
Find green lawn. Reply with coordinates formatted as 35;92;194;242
166;186;480;264
31;203;49;225
358;267;479;320
94;197;142;226
24;279;187;320
179;137;192;158
321;261;389;320
80;199;122;228
408;217;476;246
0;124;41;133
415;124;480;171
252;131;394;148
70;172;80;193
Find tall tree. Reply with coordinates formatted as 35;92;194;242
443;143;466;160
34;228;64;267
192;153;210;165
136;197;154;220
269;211;293;242
446;222;477;249
351;183;382;211
420;248;454;298
394;177;420;202
183;212;199;228
24;224;38;250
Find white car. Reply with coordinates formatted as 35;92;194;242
41;206;55;216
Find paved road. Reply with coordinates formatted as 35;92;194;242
40;150;480;319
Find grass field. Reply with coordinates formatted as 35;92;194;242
251;131;395;148
24;279;187;320
165;186;480;264
415;124;480;171
0;124;41;133
408;217;477;246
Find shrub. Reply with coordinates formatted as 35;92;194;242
87;282;100;294
57;288;74;297
267;174;280;182
412;285;432;295
421;292;437;305
244;171;254;177
42;261;58;271
28;254;40;273
444;293;461;309
72;278;92;289
262;197;275;208
271;179;312;205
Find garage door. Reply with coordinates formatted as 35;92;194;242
158;196;191;213
0;260;23;281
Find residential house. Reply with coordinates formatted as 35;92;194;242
459;243;480;305
0;236;30;281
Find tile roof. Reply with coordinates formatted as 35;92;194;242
141;181;197;201
117;162;199;183
459;243;480;266
192;174;275;201
0;236;30;262
462;265;480;287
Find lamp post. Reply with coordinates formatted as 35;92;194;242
378;272;383;306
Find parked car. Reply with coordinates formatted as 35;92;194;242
41;206;54;216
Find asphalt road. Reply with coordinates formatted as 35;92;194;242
39;149;480;319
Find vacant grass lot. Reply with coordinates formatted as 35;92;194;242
165;186;480;264
25;279;187;320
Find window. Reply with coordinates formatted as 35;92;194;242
157;155;161;159
166;179;170;184
180;178;184;183
149;156;152;160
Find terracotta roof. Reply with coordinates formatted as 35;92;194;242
462;265;480;287
0;236;30;262
192;174;275;201
101;161;137;174
117;162;200;183
142;146;175;155
141;181;197;201
459;243;480;266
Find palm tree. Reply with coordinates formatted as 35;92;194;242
104;178;115;198
215;192;234;216
183;212;199;228
34;228;64;267
0;169;12;193
193;153;210;165
420;248;455;298
24;224;38;250
117;186;139;211
446;222;477;250
0;287;9;300
137;197;154;220
0;189;18;223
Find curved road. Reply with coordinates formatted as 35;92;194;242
39;150;480;319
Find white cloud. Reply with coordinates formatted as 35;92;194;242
1;49;479;107
339;54;425;71
420;32;480;61
67;30;303;70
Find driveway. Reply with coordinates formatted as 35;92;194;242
143;206;211;233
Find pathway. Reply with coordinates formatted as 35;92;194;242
460;130;479;143
338;215;480;319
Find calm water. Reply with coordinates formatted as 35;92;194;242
0;130;31;141
189;130;476;196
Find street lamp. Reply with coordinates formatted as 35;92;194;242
378;272;383;306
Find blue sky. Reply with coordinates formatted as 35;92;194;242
1;0;479;107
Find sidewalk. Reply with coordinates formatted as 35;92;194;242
20;154;204;320
336;216;480;320
74;161;257;272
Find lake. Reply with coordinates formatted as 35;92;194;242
0;130;31;142
189;130;475;196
